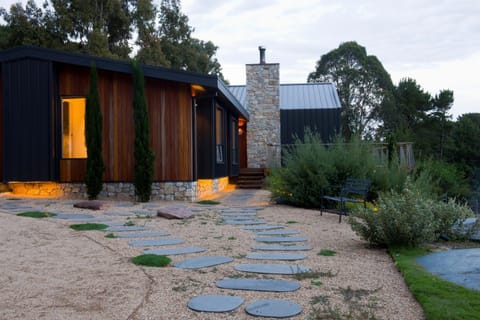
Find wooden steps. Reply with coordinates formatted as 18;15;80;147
236;168;266;189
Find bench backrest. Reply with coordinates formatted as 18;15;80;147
340;178;371;199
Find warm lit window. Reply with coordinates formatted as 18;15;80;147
62;98;87;158
216;107;224;163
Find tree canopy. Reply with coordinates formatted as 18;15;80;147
0;0;226;79
308;41;395;138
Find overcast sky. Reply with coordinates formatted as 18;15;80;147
1;0;478;118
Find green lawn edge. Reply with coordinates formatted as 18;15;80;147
389;246;480;320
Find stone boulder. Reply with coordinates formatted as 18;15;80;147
73;201;107;211
157;206;194;219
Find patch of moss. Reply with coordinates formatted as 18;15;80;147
196;200;220;205
104;233;117;238
17;211;56;218
69;223;108;231
131;254;171;267
318;249;337;256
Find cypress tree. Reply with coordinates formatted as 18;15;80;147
84;63;105;199
132;60;155;202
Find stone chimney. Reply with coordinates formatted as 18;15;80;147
245;47;281;168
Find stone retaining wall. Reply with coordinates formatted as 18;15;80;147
8;178;230;201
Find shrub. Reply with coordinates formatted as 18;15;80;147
267;132;378;208
348;177;477;247
132;60;155;202
85;63;106;200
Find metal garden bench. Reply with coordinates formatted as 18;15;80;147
321;178;371;223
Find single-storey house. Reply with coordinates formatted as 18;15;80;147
0;46;341;200
0;46;248;200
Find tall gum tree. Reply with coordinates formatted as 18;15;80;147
308;41;394;139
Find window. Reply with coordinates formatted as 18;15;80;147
215;107;224;163
231;119;238;164
62;98;87;158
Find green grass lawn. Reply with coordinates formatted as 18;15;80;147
390;246;480;320
17;211;57;218
69;223;108;231
196;200;220;205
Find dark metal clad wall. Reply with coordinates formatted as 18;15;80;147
2;59;54;181
281;108;341;145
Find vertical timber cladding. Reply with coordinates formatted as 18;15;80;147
145;78;193;181
58;64;136;182
3;59;54;181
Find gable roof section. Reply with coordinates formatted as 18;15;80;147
228;83;341;110
0;46;248;120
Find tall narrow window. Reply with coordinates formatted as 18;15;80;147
215;107;224;163
62;97;87;158
231;119;238;164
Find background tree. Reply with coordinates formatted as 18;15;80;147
84;63;105;199
132;60;155;202
308;41;394;138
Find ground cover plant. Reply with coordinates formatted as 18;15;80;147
196;200;220;205
16;211;56;218
390;246;480;320
69;223;108;231
131;254;171;267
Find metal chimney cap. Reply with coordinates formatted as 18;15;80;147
259;46;266;64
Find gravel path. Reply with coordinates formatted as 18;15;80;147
0;190;424;319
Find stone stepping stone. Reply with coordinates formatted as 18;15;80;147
255;236;308;243
246;253;307;261
221;211;257;215
116;232;170;238
54;213;95;220
242;225;284;231
216;278;300;292
157;207;193;219
128;238;184;247
188;295;244;313
144;247;206;256
235;263;310;275
142;203;160;209
103;211;133;216
252;245;312;251
224;220;266;225
70;217;111;223
111;202;134;208
105;226;151;232
221;216;259;221
245;299;302;318
174;256;233;269
255;229;299;236
131;209;156;216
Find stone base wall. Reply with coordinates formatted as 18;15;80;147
8;178;230;201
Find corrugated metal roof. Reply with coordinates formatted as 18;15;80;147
227;83;341;110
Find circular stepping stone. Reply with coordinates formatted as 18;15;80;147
70;217;111;223
54;213;95;220
235;263;310;275
116;232;170;238
131;210;156;216
128;238;184;247
224;220;265;225
103;221;127;226
255;236;308;243
144;247;206;256
188;295;243;313
242;225;284;230
245;299;302;318
221;215;258;220
252;245;312;251
105;226;150;232
216;278;300;292
246;253;307;261
255;229;299;236
174;256;233;269
103;211;133;216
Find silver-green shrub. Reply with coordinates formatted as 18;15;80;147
348;177;477;247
